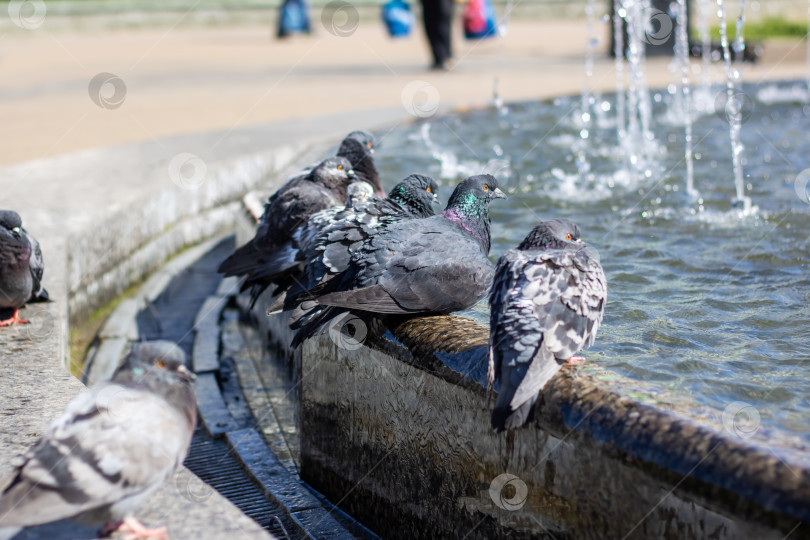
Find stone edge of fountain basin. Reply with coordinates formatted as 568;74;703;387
279;310;810;537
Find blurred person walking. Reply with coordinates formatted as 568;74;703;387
419;0;453;70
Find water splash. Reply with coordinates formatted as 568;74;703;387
575;0;599;176
716;0;753;214
694;0;716;113
613;0;627;143
674;0;697;197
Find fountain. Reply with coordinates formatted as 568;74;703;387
717;0;754;214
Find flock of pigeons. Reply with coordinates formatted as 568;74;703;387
0;129;606;538
218;130;608;430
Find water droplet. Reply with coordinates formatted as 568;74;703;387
580;129;590;139
617;8;626;18
667;84;677;95
601;101;611;112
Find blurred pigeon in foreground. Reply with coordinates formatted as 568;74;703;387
218;156;355;301
488;219;606;432
290;174;504;347
0;341;197;539
0;210;49;327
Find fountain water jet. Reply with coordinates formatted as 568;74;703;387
716;0;753;214
674;0;697;197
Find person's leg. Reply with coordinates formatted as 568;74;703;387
420;0;450;68
435;0;453;65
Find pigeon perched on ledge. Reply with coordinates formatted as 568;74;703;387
336;130;385;197
0;210;49;326
0;341;197;539
217;156;355;301
262;174;439;317
290;174;505;347
488;219;607;432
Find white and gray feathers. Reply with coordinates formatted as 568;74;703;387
488;219;607;432
0;341;197;533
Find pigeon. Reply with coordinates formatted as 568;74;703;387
290;174;505;347
488;219;607;432
0;210;49;327
282;131;384;197
217;156;355;301
336;130;385;197
0;341;197;539
265;174;440;315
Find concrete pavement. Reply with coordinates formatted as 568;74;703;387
0;17;806;168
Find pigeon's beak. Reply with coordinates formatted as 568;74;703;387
491;187;507;199
177;364;197;383
347;169;357;179
432;193;440;205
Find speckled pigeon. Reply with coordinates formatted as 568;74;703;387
0;210;49;326
0;341;197;539
217;156;355;299
488;219;607;432
290;174;505;347
268;174;439;313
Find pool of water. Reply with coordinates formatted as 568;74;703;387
374;81;810;444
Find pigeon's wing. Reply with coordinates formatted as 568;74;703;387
534;246;607;359
23;229;48;302
488;250;557;430
218;180;338;278
317;227;494;314
0;384;191;527
489;247;607;431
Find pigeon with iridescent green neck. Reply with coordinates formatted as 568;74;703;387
289;174;505;347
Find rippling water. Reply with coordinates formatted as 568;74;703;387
374;81;810;443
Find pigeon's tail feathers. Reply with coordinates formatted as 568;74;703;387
289;305;342;348
492;395;538;432
218;241;260;277
491;348;561;432
0;475;83;528
266;293;287;315
316;285;411;314
29;287;50;303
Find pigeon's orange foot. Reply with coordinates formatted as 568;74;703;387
115;517;169;540
566;356;586;365
0;309;28;326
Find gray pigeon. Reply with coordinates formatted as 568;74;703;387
0;341;197;538
0;210;48;326
336;130;385;197
488;219;607;431
218;156;355;302
290;174;505;347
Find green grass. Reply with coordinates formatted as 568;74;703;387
709;17;808;41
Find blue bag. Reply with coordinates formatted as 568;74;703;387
278;0;311;38
463;0;497;39
383;0;414;38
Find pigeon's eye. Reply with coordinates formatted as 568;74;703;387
426;187;432;193
337;165;344;171
482;185;489;191
156;360;166;369
366;142;372;148
565;234;573;240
